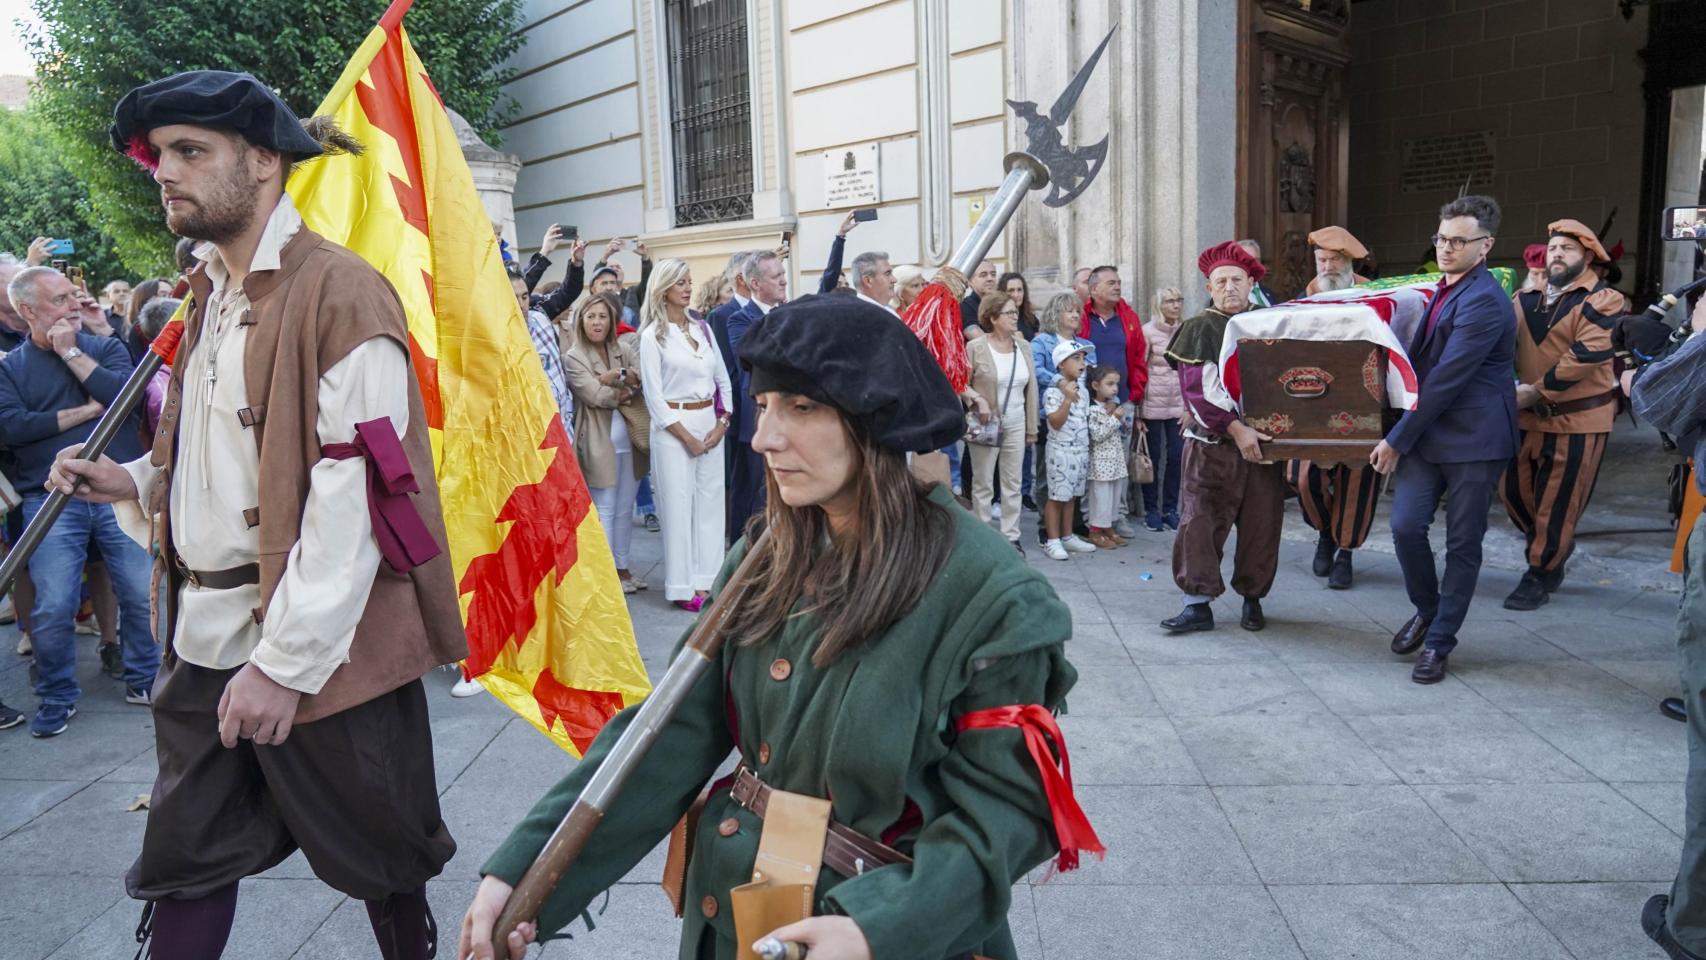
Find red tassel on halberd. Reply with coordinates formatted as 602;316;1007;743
956;704;1106;874
901;282;970;393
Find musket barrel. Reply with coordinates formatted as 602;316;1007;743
0;348;165;596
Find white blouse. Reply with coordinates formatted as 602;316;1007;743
638;317;733;431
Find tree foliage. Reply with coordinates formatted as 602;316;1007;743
0;106;126;286
26;0;525;274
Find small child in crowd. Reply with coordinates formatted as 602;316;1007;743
1085;365;1130;549
1043;341;1097;561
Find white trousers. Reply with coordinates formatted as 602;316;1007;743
969;409;1027;542
651;408;726;600
589;450;640;570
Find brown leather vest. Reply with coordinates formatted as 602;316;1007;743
149;227;467;722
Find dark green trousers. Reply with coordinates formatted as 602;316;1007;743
1674;511;1706;952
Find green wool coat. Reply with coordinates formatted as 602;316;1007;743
482;486;1079;960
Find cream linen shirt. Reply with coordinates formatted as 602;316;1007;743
116;194;411;694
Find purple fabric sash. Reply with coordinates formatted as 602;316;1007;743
321;418;442;573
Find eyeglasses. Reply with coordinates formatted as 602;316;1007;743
998;308;1020;317
1431;234;1490;251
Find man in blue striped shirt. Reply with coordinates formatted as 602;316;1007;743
1635;294;1706;960
510;267;573;439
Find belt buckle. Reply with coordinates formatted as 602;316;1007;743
176;561;200;588
1536;400;1560;419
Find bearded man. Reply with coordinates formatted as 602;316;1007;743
1500;219;1627;610
1286;226;1379;589
48;71;466;958
1160;242;1286;635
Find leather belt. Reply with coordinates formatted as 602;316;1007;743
1534;390;1617;419
172;555;261;590
667;398;715;411
728;765;912;878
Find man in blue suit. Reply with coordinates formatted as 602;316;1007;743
707;250;756;532
725;250;787;542
1371;195;1519;684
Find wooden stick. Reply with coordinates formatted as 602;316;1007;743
490;530;772;959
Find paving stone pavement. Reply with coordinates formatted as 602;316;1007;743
0;477;1688;959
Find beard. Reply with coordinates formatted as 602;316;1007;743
164;154;261;245
1547;260;1586;289
1315;269;1355;292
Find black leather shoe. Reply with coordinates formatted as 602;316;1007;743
1328;549;1353;590
1538;562;1567;593
1240;598;1265;631
1312;533;1335;577
1662;697;1688;723
1644;894;1706;960
1411;648;1448;684
1391;613;1430;656
1022;495;1038;512
1160;605;1214;633
1503;572;1549;611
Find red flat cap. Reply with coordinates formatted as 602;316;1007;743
1198;241;1266;282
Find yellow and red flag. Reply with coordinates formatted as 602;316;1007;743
286;0;651;755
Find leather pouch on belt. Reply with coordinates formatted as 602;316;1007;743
730;788;831;960
661;789;711;918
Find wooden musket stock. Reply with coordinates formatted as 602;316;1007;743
490;530;773;959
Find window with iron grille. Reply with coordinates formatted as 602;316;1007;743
665;0;754;226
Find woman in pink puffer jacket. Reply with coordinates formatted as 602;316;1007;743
1139;287;1186;530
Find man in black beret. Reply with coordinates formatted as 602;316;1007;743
49;70;465;959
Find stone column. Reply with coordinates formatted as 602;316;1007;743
448;108;523;250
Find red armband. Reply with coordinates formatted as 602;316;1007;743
322;418;441;572
956;703;1105;873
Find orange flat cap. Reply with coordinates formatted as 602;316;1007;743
1306;226;1368;260
1546;219;1610;263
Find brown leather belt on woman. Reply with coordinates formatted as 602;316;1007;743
667;398;715;411
172;555;261;590
729;765;911;877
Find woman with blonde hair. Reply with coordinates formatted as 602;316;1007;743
565;292;650;592
638;259;733;611
893;264;930;313
692;270;729;317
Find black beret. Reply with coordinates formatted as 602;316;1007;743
738;295;964;453
110;71;322;168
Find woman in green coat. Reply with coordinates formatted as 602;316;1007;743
459;296;1100;960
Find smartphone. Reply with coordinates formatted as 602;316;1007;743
51;259;68;275
68;265;86;289
1664;206;1706;241
563;224;579;241
47;238;74;255
852;208;878;223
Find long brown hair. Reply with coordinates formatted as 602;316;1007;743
726;415;954;667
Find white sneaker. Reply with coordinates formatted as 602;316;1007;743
0;595;13;624
15;633;30;656
1044;539;1070;561
75;619;99;636
449;677;484;698
1062;534;1098;554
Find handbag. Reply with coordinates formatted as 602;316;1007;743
966;346;1018;447
1128;424;1155;485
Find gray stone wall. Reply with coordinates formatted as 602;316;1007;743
1346;0;1649;276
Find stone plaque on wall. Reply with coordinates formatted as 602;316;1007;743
823;143;881;208
1400;130;1496;194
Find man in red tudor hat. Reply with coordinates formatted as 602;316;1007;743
1159;241;1285;634
45;69;466;959
1520;243;1548;295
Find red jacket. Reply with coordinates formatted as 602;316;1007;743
1077;299;1149;403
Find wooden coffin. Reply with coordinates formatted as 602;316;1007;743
1236;338;1392;464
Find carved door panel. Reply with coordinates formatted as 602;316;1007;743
1237;0;1350;301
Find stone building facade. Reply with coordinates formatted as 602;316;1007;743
497;0;1703;313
